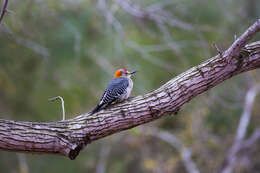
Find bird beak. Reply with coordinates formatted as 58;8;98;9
130;70;137;75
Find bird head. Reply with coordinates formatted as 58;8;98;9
114;68;137;78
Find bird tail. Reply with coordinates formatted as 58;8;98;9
90;104;103;114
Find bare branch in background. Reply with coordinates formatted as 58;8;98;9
17;154;29;173
1;24;50;62
235;85;260;142
156;22;189;67
113;0;193;30
145;1;177;12
207;82;245;111
221;84;260;173
97;0;124;37
208;92;241;111
140;44;172;52
97;0;187;71
87;49;115;74
96;144;111;173
242;127;260;149
126;41;181;72
96;134;124;173
73;28;81;62
0;0;8;24
142;127;200;173
156;23;181;53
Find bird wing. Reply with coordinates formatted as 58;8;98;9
99;77;129;105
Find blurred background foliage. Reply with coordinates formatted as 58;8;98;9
0;0;260;172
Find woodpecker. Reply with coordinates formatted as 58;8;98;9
91;68;137;114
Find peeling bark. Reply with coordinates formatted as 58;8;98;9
0;20;260;160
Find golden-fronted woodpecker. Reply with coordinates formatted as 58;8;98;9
91;68;137;114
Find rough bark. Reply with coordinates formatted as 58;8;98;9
0;20;260;160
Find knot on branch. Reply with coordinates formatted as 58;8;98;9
57;132;91;160
68;145;84;160
69;134;91;160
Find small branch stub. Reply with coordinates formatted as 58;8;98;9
48;96;66;121
212;43;223;58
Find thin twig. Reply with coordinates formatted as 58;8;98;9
155;131;199;173
242;127;260;149
0;0;8;24
1;24;50;62
113;0;193;30
226;19;260;59
5;9;14;14
213;43;223;57
98;0;124;37
97;0;187;70
126;40;181;72
87;49;115;74
48;96;66;121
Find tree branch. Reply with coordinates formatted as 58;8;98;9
242;127;260;149
220;84;260;173
141;127;199;173
0;0;8;24
1;24;50;62
96;144;111;173
0;20;260;160
113;0;193;30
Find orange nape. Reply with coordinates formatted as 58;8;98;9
114;69;127;77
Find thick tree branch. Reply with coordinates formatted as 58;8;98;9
0;20;260;160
